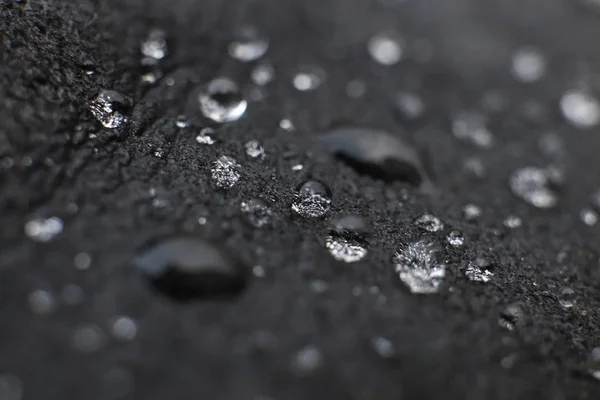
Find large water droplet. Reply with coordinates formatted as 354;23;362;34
211;155;241;189
317;127;428;186
88;90;132;129
464;257;494;282
509;166;558;208
241;199;273;228
325;217;369;263
228;26;269;62
452;112;495;148
414;214;444;232
291;180;332;218
560;89;600;128
141;29;168;60
132;237;246;300
511;47;546;83
24;217;63;242
199;78;247;123
393;240;446;294
368;33;403;65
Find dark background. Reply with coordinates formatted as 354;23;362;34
1;0;600;399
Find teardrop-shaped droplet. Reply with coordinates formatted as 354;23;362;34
199;78;247;123
291;180;332;218
393;239;445;294
88;90;132;129
132;237;246;300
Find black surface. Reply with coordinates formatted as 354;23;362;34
1;0;600;399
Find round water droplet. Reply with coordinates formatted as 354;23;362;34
244;140;265;159
24;217;63;242
511;47;546;83
28;290;55;314
292;67;324;91
325;234;368;263
196;127;217;145
291;180;332;218
464;257;494;283
317;127;429;186
588;347;600;380
291;345;323;375
251;62;275;86
462;204;482;221
558;287;576;308
509;166;558;208
396;91;425;119
111;316;138;341
452;112;495;148
74;252;92;270
393;240;446;294
370;336;395;358
88;90;132;129
279;118;294;131
560;90;600;128
368;33;403;65
199;77;247;123
211;155;241;189
175;115;189;128
132;237;247;300
503;215;522;229
228;26;269;62
240;199;273;228
446;230;464;247
141;29;167;60
580;208;598;226
414;214;444;232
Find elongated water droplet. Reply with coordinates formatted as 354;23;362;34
199;78;247;123
393;240;445;294
462;203;482;221
241;199;273;228
414;214;444;232
498;304;525;331
371;336;395;358
503;215;522;229
396;91;424;119
228;26;269;62
293;67;324;91
211;156;241;189
88;90;132;129
291;180;332;218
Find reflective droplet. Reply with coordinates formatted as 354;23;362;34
503;215;522;229
462;203;482;221
498;304;525;331
132;237;247;300
558;287;576;308
368;33;403;65
396;91;424;119
74;252;92;270
211;156;241;189
0;374;23;400
509;166;558;208
199;77;247;123
393;240;446;294
587;347;600;380
279;118;294;131
292;67;324;91
317;126;429;186
111;316;138;341
88;90;132;129
560;90;600;128
325;234;368;263
28;290;55;314
241;199;273;228
24;217;63;242
446;230;464;247
291;180;332;218
414;214;444;232
245;140;265;159
465;257;494;283
511;47;546;83
370;336;395;358
251;62;275;86
452;112;495;148
580;208;598;226
175;115;189;129
291;345;323;375
195;127;217;145
346;80;366;98
228;26;269;62
141;29;167;60
72;324;105;353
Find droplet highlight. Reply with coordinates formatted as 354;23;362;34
199;78;247;123
228;26;269;62
291;180;332;218
88;90;132;129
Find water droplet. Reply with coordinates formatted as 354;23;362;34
368;33;403;65
240;199;273;228
414;214;444;232
446;230;464;247
252;265;266;278
0;374;23;400
199;78;247;123
245;140;265;159
560;89;600;128
558;287;576;308
211;156;241;189
61;284;84;305
393;240;446;294
195;127;217;145
132;237;246;300
72;324;106;353
462;203;482;221
228;26;269;62
291;345;323;375
292;67;324;91
175;115;189;128
325;235;368;263
580;208;598;226
587;347;600;380
452;112;495;148
88;90;132;129
279;118;294;131
511;47;546;83
251;62;275;86
74;252;92;270
317;127;428;186
24;217;63;242
464;257;494;283
28;290;55;314
309;280;330;293
111;316;138;341
498;304;525;331
140;57;163;84
370;336;395;358
509;166;558;208
291;180;332;218
396;91;424;119
463;157;487;179
141;29;167;60
346;80;366;98
503;215;522;229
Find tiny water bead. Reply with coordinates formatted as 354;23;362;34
393;240;446;294
211;156;241;189
414;214;444;232
141;29;167;60
88;90;132;129
195;127;217;145
580;208;599;226
558;287;576;308
132;237;247;300
503;215;523;229
510;47;546;83
251;63;275;86
24;217;63;242
509;166;558;208
446;230;464;247
199;77;247;123
452;112;495;148
462;203;482;221
291;180;332;218
588;347;600;380
368;33;403;65
245;140;265;159
370;336;395;358
560;89;600;128
292;67;324;91
228;26;269;62
464;257;494;283
317;127;428;186
240;199;273;228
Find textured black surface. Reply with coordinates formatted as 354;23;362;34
1;0;600;399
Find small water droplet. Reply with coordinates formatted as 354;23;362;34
251;62;275;86
72;324;106;353
462;203;482;221
0;374;23;400
74;252;92;270
370;336;395;358
318;127;428;186
279;119;294;131
291;345;323;375
558;287;576;308
141;29;167;60
111;316;138;341
88;90;132;129
560;89;600;128
511;47;546;83
393;240;446;294
498;304;524;331
464;257;494;283
580;208;598;226
368;33;403;65
228;26;269;62
509;166;558;208
252;265;266;278
346;79;366;98
24;217;63;242
245;140;265;159
175;115;189;128
396;91;425;119
241;199;273;228
28;290;55;314
446;230;464;247
195;127;217;145
61;284;84;305
291;180;332;218
140;57;163;84
587;347;600;380
199;77;247;123
325;235;368;263
414;214;444;232
503;215;522;229
292;67;324;91
211;156;241;189
452;112;495;148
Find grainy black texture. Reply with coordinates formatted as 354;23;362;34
1;0;600;399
